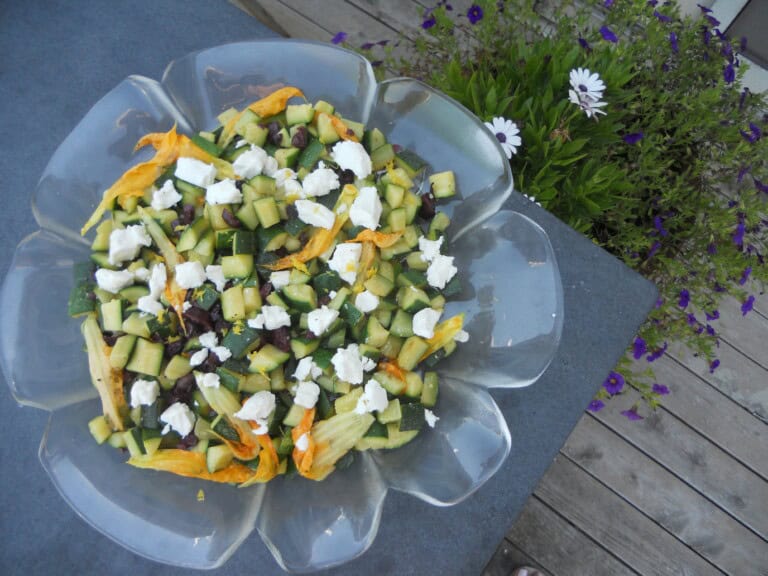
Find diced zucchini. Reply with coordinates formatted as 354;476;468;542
298;138;325;170
317;113;340;145
397;336;429;371
365;316;389;348
249;344;291;373
121;312;151;339
109;334;137;370
429;171;456;198
164;354;192;380
221;284;246;322
274;147;300;168
177;217;210;252
88;415;113;444
206;444;234;473
220;323;261;358
232;230;256;255
377;398;402;424
398;286;431;313
334;387;364;414
283;404;306;427
253;197;281;228
193;283;220;310
373;370;406;396
221;254;254;278
404;371;423;398
308;411;375;480
125;338;165;377
428;211;451;240
370;143;396;171
363;127;387;153
290;337;320;359
286;103;315;126
282;284;317;312
123;428;145;457
399;402;425;431
389;309;413;338
421;371;439;407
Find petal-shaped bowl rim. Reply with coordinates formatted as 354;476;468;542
1;39;561;572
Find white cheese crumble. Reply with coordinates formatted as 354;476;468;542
263;156;279;177
331;141;372;179
295;199;336;230
195;371;221;389
331;343;370;385
175;157;216;188
205;265;227;292
148;263;167;298
232;145;268;179
294;381;321;409
293;356;323;383
182;301;192;312
206;178;242;205
189;348;208;367
198;331;218;349
132;266;150;282
295;432;310;452
301;164;340;197
247;305;291;330
354;379;389;414
412;307;442;339
137;295;164;316
95;269;135;294
160;402;196;437
426;255;458;289
275;168;301;197
151;179;182;211
454;330;470;343
175;261;207;289
354;290;379;313
194;331;232;362
424;408;439;428
349;186;382;230
328;290;338;300
418;236;443;262
328;243;362;284
234;390;276;434
307;305;339;336
269;271;291;290
107;224;151;266
129;379;160;408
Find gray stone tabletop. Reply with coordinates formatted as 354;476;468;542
0;1;656;574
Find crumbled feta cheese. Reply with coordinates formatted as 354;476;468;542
412;307;442;339
211;346;232;362
160;402;196;437
426;255;458;289
137;295;164;316
349;186;382;230
182;301;192;312
189;347;208;367
355;290;379;313
195;371;220;389
235;139;249;149
328;290;338;300
232;145;268;179
198;331;218;349
295;199;336;229
151;179;182;211
248;305;291;330
132;266;150;282
274;168;298;189
206;178;242;205
331;141;372;179
454;330;470;343
418;236;443;262
424;408;439;428
263;156;279;177
328;243;362;284
175;157;217;188
95;269;135;294
294;381;321;409
269;271;291;290
295;433;310;452
195;331;232;362
301;165;340;197
293;357;323;382
307;305;339;336
205;265;227;292
175;261;207;289
234;391;276;433
362;356;377;372
148;264;167;299
354;379;389;414
284;178;304;198
107;224;151;266
130;379;159;408
331;343;368;385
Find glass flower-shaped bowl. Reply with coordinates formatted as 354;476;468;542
0;40;563;572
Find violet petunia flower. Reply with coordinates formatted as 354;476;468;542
706;324;716;337
653;215;668;237
623;132;644;144
740;36;748;52
733;220;746;247
467;4;483;24
724;63;735;84
604;0;615;7
739;88;749;111
754;178;768;194
603;371;625;395
646;342;668;362
422;14;436;29
647;241;661;259
687;313;698;326
697;3;712;13
740;266;752;286
705;309;720;321
653;10;672;23
652;383;670;395
678;289;690;309
360;42;374;50
741;295;755;315
600;26;618;43
740;122;762;143
669;32;679;53
709;359;720;373
706;15;720;27
621;408;643;421
578;37;591;51
588;399;605;412
737;164;751;182
702;26;711;46
331;32;347;44
648;0;658;6
633;337;647;360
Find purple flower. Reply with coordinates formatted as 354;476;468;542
371;60;384;67
467;4;483;24
707;243;717;255
669;32;679;53
678;289;690;309
705;309;720;321
623;132;644;144
652;383;670;395
709;359;720;373
706;324;716;336
740;266;752;286
741;122;762;143
687;312;698;326
733;220;745;247
737;164;751;182
702;26;711;46
724;63;735;84
604;0;615;7
578;37;591;51
655;297;663;309
713;283;727;293
588;399;605;412
740;36;748;52
633;337;647;360
646;342;668;362
653;215;668;237
739;88;749;111
741;295;755;316
421;14;436;29
706;15;720;27
697;3;712;13
647;241;661;259
600;26;618;43
653;10;672;23
603;371;625;395
377;39;389;46
360;42;375;50
648;0;659;6
621;408;643;421
722;41;733;62
331;31;347;45
754;178;768;194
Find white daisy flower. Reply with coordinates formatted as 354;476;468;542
484;117;522;159
569;68;605;102
569;90;608;120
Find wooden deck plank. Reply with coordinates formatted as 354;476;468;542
564;415;768;575
345;0;427;41
594;393;768;541
709;295;768;370
649;355;768;480
534;456;722;576
482;538;548;576
669;340;768;422
506;495;637;576
231;0;328;39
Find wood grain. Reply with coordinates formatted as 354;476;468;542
232;0;329;39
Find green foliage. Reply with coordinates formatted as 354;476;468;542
360;0;768;413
